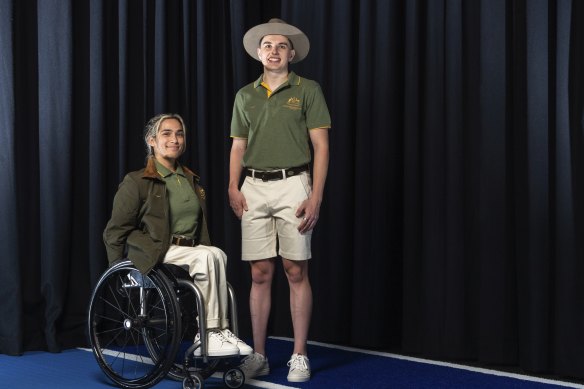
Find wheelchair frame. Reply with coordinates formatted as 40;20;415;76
87;260;245;389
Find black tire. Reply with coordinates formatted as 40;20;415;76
88;261;182;388
223;368;245;388
182;372;204;389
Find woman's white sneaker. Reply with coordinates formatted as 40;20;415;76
221;329;253;355
287;353;310;382
193;331;240;357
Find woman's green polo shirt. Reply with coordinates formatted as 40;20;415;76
230;71;331;170
154;160;201;241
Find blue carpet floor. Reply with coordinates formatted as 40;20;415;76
0;337;582;389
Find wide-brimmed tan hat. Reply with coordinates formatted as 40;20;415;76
243;18;310;63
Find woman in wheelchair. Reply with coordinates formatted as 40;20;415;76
103;113;252;358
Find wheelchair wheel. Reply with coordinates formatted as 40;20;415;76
88;261;182;388
223;367;245;388
182;372;204;389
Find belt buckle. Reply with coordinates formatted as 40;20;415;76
251;169;283;181
173;234;187;246
253;170;269;181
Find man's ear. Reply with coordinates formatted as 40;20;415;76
289;49;296;61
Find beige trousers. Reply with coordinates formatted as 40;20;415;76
163;245;229;329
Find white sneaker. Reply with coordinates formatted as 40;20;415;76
193;331;240;357
221;329;253;355
239;352;270;378
287;353;310;382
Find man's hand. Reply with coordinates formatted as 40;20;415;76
296;195;321;233
228;138;248;219
295;128;329;234
228;187;248;219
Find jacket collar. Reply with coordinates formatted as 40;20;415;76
142;157;200;181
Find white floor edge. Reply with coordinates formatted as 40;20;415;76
269;336;584;389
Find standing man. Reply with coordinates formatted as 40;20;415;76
228;19;331;383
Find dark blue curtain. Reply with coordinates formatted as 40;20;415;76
1;0;583;380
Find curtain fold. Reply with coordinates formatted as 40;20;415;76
87;0;106;286
0;0;22;356
37;0;73;353
1;0;583;380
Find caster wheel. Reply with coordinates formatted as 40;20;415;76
183;372;204;389
223;367;245;388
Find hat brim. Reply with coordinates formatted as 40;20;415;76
243;21;310;64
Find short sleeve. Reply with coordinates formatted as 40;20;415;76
230;90;249;138
304;83;331;130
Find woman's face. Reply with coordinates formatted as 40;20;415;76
148;118;185;167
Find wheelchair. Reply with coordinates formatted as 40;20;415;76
87;260;246;389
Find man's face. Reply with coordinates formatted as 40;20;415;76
148;118;185;164
257;35;295;71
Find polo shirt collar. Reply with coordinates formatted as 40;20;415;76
254;71;300;89
287;71;300;85
154;159;185;178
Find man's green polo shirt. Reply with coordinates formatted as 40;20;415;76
230;71;331;170
155;160;201;241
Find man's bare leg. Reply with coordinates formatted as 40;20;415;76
282;258;312;355
249;258;276;356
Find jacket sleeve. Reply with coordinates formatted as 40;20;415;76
193;182;212;246
103;174;142;264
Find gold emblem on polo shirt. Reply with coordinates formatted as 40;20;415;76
284;97;302;111
198;188;206;200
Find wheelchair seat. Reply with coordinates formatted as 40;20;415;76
87;260;245;389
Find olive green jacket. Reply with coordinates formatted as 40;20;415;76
103;157;211;274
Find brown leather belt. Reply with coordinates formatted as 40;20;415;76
171;235;198;247
245;165;309;181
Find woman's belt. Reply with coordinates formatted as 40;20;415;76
171;235;198;247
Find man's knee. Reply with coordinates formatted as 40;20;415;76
250;259;275;285
283;259;308;284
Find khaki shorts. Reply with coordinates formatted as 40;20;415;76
240;172;312;261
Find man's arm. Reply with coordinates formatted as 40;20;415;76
296;128;329;233
228;137;248;219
